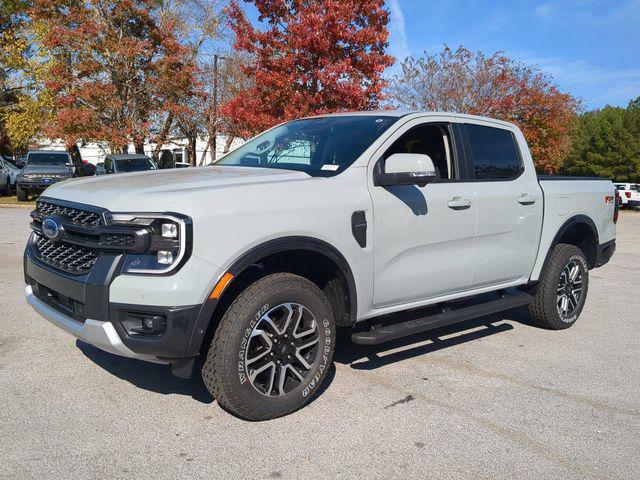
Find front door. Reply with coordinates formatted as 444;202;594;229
370;119;476;308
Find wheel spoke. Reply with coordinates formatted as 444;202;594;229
244;302;320;397
295;338;319;369
569;264;580;282
249;361;276;395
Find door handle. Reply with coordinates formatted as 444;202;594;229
517;194;536;205
447;197;472;210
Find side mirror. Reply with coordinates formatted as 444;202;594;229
374;153;437;187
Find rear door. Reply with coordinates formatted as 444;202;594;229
461;122;543;287
369;118;477;307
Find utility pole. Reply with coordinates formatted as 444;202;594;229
210;54;226;163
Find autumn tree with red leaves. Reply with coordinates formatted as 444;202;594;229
222;0;394;137
389;46;580;173
30;0;198;153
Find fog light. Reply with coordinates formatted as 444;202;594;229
161;223;178;238
157;250;174;264
143;317;155;329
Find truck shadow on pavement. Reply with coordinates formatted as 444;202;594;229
75;306;533;405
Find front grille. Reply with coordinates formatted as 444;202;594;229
37;200;103;227
34;234;98;274
100;233;136;247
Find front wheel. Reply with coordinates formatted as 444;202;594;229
202;273;336;421
529;243;589;329
16;184;28;201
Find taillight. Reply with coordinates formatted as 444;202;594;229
625;191;631;198
614;190;620;224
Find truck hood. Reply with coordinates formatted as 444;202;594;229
43;166;310;211
23;164;73;175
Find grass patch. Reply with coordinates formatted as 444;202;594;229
0;195;36;207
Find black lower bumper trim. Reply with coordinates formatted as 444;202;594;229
595;239;615;268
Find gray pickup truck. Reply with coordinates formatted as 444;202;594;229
17;150;75;201
24;111;617;420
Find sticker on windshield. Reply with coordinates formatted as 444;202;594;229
321;164;340;171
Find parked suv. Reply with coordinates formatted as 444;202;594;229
17;150;75;201
100;154;156;174
614;183;640;209
24;112;617;420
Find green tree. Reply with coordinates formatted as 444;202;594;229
564;98;640;181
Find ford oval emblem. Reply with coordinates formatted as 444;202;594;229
42;218;61;241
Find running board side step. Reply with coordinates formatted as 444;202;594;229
351;291;533;345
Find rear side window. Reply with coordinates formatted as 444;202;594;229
466;124;521;180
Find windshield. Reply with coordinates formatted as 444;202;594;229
27;152;69;166
217;115;399;176
115;157;155;172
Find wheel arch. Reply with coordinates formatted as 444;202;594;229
194;236;358;356
538;214;599;279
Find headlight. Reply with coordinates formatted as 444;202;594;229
21;173;35;180
106;212;192;274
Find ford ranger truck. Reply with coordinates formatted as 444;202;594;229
24;112;617;420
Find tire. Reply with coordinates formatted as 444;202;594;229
202;273;336;421
529;243;589;330
0;178;8;196
16;184;28;202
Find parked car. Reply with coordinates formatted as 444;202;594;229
24;112;617;420
0;155;11;196
99;154;156;174
17;150;75;201
614;183;640;209
4;159;21;190
5;154;26;169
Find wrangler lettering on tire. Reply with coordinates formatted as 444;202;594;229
201;273;336;421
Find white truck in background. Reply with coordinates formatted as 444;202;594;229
24;111;617;420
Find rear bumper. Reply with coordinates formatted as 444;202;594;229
595;239;615;268
25;284;164;363
625;200;640;208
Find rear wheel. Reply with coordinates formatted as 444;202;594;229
0;177;8;196
529;243;589;329
202;273;336;420
16;184;28;201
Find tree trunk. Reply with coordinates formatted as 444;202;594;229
198;143;209;166
208;128;217;163
223;135;234;154
152;112;174;161
134;137;145;154
188;135;197;166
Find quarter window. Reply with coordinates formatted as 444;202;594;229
466;124;521;180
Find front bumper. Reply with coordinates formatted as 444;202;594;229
18;178;68;191
24;242;218;364
25;284;164;363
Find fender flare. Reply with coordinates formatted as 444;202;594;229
538;214;599;278
226;236;358;322
186;236;359;356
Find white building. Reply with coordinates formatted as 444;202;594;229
36;134;244;166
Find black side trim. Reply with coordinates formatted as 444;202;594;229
538;176;609;181
351;211;367;248
352;290;532;345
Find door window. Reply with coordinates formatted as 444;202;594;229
466;124;521;180
383;123;455;180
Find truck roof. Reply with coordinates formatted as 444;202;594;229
107;154;151;160
307;110;518;129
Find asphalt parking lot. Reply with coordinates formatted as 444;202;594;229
1;206;638;480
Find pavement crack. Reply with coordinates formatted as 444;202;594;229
384;394;415;409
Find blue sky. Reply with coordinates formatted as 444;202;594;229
386;0;640;109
